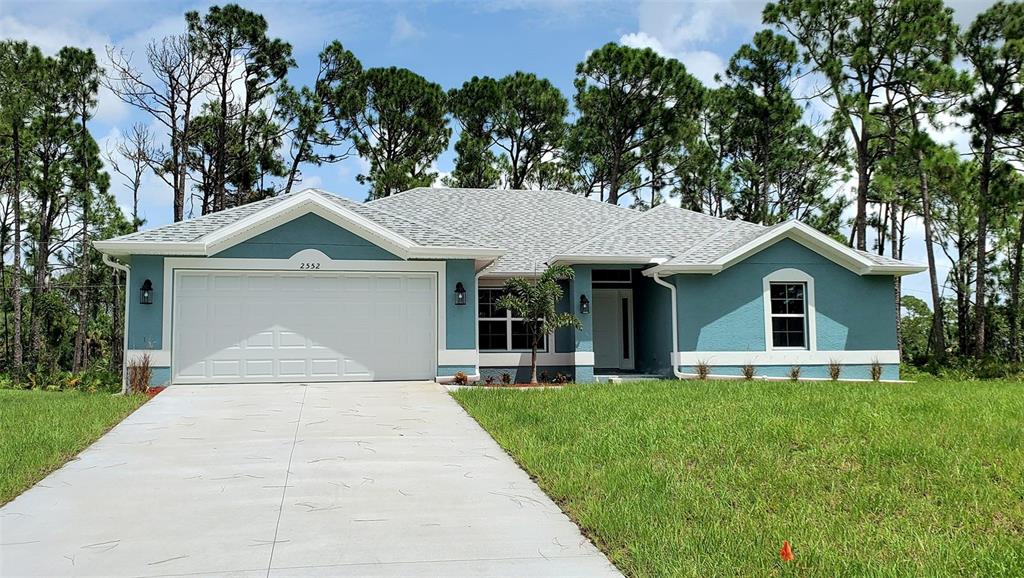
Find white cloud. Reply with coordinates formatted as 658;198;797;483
391;13;424;43
618;1;762;86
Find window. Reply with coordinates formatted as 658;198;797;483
478;288;547;351
769;282;807;348
592;269;632;284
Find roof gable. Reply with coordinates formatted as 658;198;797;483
212;212;401;260
94;189;503;260
647;220;926;276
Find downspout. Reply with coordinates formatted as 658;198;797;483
651;273;685;379
102;253;131;394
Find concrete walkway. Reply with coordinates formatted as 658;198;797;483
0;382;620;577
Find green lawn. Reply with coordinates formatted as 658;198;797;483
0;389;147;505
453;377;1024;577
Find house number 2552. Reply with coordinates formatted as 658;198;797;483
298;262;321;270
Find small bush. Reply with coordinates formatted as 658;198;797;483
870;358;883;381
500;372;512;385
827;359;842;381
789;366;802;381
452;371;469;385
539;371;549;383
127;354;152;394
484;375;496;385
694;360;710;380
740;363;756;380
553;372;570;384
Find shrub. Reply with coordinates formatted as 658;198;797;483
484;375;496;385
539;371;550;383
827;359;842;381
452;371;469;385
741;363;756;380
694;360;710;380
127;354;152;394
870;358;883;381
553;372;570;384
500;372;512;385
789;366;802;381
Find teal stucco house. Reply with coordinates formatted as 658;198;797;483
94;188;925;386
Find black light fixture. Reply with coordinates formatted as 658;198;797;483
579;294;590;314
454;282;467;306
139;279;154;305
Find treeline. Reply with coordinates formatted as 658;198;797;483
1;0;1023;385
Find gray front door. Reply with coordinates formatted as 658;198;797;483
592;288;635;370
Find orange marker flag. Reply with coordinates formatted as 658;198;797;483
780;540;795;562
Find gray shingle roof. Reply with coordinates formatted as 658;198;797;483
556;204;766;262
103;188;493;250
102;186;922;274
368;188;634;274
110;192;301;243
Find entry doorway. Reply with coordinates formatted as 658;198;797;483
593;288;635;371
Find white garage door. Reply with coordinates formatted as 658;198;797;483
172;270;436;383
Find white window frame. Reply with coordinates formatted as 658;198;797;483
478;286;548;353
762;268;816;352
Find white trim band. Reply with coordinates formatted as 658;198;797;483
438;349;479;366
127;349;171;367
672;350;901;366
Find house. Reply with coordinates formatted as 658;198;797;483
94;187;925;386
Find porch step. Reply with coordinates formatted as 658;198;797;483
594;374;664;384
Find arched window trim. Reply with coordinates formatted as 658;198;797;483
762;268;817;352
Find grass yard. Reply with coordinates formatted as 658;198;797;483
453;377;1024;577
0;389;147;505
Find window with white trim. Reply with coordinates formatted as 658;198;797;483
478;287;547;352
769;282;807;348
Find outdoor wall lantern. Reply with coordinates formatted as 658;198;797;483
140;279;154;305
454;282;467;306
579;294;590;314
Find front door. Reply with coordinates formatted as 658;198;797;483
592;288;635;370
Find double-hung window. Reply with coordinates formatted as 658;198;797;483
769;282;807;348
478;288;547;352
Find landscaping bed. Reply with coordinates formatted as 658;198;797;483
0;389;147;505
453;377;1024;577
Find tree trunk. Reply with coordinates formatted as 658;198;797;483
607;153;621;206
1010;210;1024;362
110;269;123;374
974;132;994;358
854;140;869;251
914;141;946;358
73;104;91;372
530;346;538;385
10;122;24;380
891;205;902;358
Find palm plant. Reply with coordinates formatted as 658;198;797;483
495;264;583;384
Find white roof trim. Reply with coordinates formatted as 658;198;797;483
203;191;418;257
94;190;505;260
644;220;927;277
546;255;668;266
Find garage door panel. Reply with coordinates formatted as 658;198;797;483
173;270;436;383
245;359;274;377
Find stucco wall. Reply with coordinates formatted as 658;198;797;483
634;273;673;376
213;213;399;260
125;213;477;385
674;239;898;352
127;255;164;350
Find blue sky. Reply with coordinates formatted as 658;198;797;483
0;0;999;300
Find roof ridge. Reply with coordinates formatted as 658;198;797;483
367;187;638;213
556;204;660;256
312;188;501;249
671;218;749;263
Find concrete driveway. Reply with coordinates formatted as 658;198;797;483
0;382;620;577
